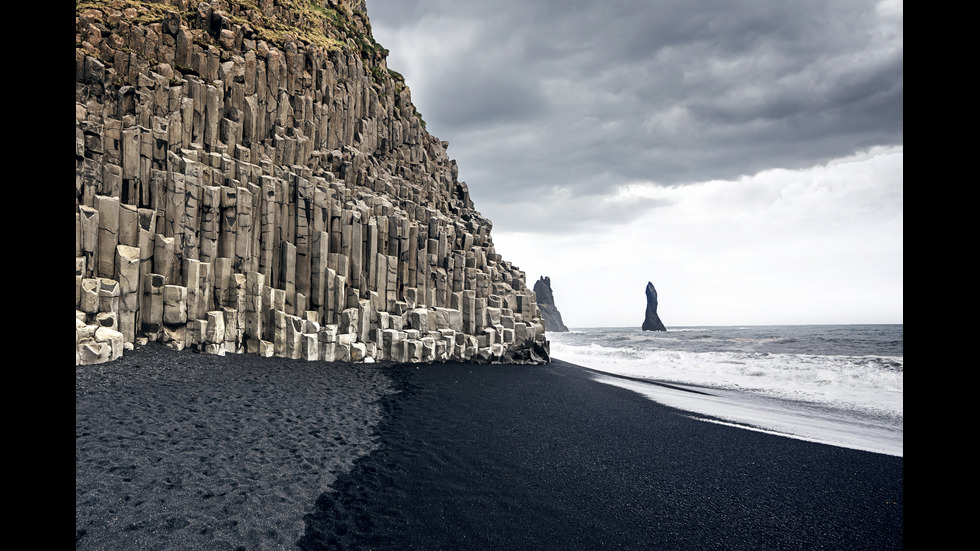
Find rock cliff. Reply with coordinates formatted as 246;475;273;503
641;282;667;331
533;276;569;332
75;0;549;365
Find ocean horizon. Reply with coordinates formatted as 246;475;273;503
548;324;903;457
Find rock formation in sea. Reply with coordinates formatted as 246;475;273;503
533;276;569;332
641;282;667;331
75;0;549;365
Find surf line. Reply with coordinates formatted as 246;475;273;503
573;365;715;396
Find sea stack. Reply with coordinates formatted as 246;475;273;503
74;0;550;365
641;282;667;331
533;276;569;332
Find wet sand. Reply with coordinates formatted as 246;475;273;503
77;344;903;550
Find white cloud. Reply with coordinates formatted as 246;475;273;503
494;147;902;327
876;0;904;18
370;0;902;328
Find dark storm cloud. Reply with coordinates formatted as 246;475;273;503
368;0;903;230
425;64;551;129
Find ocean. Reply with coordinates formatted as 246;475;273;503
548;325;903;457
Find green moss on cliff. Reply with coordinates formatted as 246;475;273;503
76;0;191;25
75;0;390;56
76;0;421;125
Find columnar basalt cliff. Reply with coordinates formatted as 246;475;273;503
75;0;550;365
533;276;568;332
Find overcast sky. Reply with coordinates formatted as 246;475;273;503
367;0;903;327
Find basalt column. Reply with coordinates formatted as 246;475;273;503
75;0;548;365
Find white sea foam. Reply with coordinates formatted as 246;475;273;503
549;326;903;456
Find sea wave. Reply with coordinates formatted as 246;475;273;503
549;339;903;419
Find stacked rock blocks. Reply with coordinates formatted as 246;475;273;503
76;0;549;365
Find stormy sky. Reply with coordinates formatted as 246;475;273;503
368;0;903;327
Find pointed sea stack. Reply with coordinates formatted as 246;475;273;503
641;282;667;331
533;276;569;332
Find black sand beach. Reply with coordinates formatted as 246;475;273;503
77;343;903;550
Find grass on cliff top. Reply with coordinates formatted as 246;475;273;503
75;0;387;55
78;1;417;121
76;0;189;26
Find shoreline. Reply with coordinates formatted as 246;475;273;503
77;344;903;550
586;370;904;458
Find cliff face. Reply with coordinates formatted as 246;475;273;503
533;276;569;332
75;0;549;365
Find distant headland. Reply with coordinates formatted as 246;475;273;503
533;276;569;332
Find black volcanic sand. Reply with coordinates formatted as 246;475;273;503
77;345;903;550
76;343;395;550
